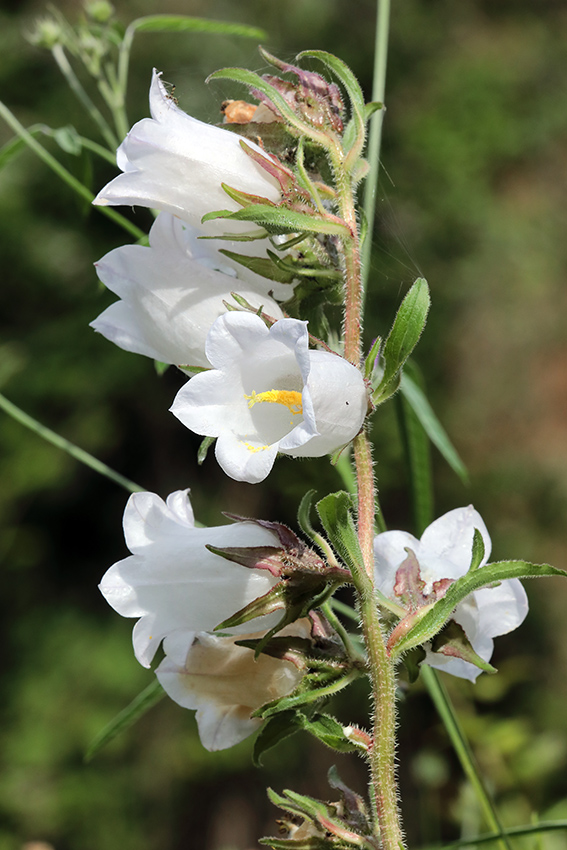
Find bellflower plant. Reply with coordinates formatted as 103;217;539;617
4;6;566;849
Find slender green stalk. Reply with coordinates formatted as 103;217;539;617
421;667;514;850
0;99;146;241
422;821;567;850
51;43;118;150
0;392;143;494
362;0;392;299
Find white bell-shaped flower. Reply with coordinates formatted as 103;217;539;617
170;313;368;483
99;489;281;668
91;213;286;369
373;506;529;681
93;69;281;237
156;621;310;751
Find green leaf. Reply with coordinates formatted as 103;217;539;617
390;560;567;660
203;203;350;237
363;101;383;121
298;713;364;753
130;15;267;40
372;278;430;405
253;710;302;766
470;528;485;572
401;645;426;683
396;392;433;536
259;837;329;849
400;369;468;484
85;680;165;761
431;620;497;674
315;491;363;576
363;336;382;381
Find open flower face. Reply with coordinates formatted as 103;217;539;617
93;69;281;237
170;313;368;483
373;506;529;681
156;621;310;751
98;489;282;668
91;212;286;369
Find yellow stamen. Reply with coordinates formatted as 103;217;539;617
245;389;303;416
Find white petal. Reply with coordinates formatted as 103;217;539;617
94;70;280;237
98;490;282;667
373;530;420;598
420;506;492;575
473;579;529;638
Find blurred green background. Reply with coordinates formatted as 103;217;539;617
1;0;567;848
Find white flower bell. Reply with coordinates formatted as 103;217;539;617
99;489;282;668
170;312;368;483
373;506;529;681
156;622;310;751
91;212;286;369
93;69;281;237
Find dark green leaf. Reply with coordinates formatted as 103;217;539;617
400;370;468;484
298;713;364;753
85;680;165;761
373;278;430;405
253;710;302;766
390;560;567;660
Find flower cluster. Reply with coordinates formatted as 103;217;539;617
92;69;369;481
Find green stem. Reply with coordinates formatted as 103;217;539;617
51;44;118;151
422;821;567;850
361;0;392;300
0;392;143;494
421;667;514;850
0;99;146;241
351;558;404;850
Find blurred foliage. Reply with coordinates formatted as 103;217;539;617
1;0;567;848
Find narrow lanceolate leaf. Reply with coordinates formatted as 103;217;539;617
85;680;165;761
297;713;367;753
400;370;468;484
390;560;567;660
129;15;267;39
469;528;485;572
202;204;351;237
373;278;430;405
206;67;328;145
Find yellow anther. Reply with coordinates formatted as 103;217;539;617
245;389;303;416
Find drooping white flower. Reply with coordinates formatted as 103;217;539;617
170;312;368;483
156;621;310;751
373;506;529;681
93;69;281;237
99;489;282;668
91;212;287;369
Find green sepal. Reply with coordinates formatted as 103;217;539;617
431;620;497;674
372;278;430;406
199;227;269;242
221;182;277;208
259;837;330;849
255;669;356;719
202;203;350;237
469;528;485;572
220;248;296;284
153;360;169;376
297;490;320;544
296;49;366;164
390;560;567;660
85;680;165;761
197;435;215;465
253;710;303;766
400;367;468;484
